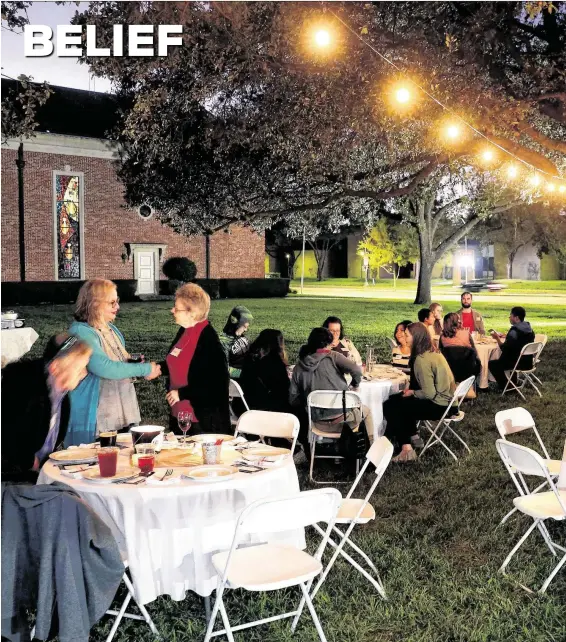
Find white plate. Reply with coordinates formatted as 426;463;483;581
182;465;238;482
243;447;290;463
82;466;138;484
188;434;237;444
49;448;98;464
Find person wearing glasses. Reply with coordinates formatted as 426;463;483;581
67;279;161;445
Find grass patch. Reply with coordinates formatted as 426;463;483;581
18;298;566;641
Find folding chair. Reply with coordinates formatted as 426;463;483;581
495;440;566;594
532;334;548;385
501;341;543;400
307;437;394;603
105;561;160;642
229;379;250;429
307;390;364;484
235;409;300;455
419;376;475;463
204;488;342;642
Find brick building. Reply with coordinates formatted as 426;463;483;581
1;81;264;292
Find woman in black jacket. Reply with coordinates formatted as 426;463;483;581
239;329;292;414
162;283;231;435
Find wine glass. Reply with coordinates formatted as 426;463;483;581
177;411;192;445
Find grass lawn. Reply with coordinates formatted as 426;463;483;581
18;298;566;641
292;278;566;295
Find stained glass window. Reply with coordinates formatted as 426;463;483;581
55;174;82;279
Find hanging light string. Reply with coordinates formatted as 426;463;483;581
327;8;565;183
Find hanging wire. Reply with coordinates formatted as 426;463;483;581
328;8;564;182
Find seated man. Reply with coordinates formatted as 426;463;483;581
458;291;485;335
488;306;535;390
1;334;92;483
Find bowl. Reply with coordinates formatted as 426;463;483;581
130;425;165;445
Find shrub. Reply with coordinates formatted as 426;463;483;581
162;256;197;282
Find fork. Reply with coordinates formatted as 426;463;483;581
158;468;173;481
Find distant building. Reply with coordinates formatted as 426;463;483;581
1;80;264;292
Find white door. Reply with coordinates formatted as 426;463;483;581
136;251;155;294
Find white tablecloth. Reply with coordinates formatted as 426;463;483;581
38;452;305;605
359;365;409;440
475;340;502;388
1;327;39;365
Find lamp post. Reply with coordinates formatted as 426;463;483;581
363;253;369;286
285;253;291;279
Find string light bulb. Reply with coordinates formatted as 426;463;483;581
395;87;411;104
530;174;541;187
547;183;556;193
559;185;566;193
506;164;519;179
445;124;460;140
314;29;331;48
482;149;495;162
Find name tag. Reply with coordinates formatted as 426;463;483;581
170;347;182;357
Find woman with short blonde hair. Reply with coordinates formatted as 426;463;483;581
161;283;231;435
67;279;161;445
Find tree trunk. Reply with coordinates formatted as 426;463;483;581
414;254;434;304
507;249;519;279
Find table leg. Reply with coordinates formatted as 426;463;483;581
204;595;211;623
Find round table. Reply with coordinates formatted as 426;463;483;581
38;448;305;605
358;365;409;440
475;339;502;389
1;327;39;365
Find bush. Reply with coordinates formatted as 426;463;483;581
162;257;197;282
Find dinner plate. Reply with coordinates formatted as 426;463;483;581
82;466;138;484
243;447;290;463
49;448;98;464
182;465;238;482
188;434;237;444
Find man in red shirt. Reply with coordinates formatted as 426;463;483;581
458;291;486;335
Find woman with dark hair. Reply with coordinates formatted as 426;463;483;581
239;329;292;413
392;320;413;356
440;313;480;384
290;327;373;454
322;316;362;365
383;323;456;462
219;305;254;378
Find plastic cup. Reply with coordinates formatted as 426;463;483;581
202;442;222;465
135;444;155;473
99;430;117;448
97;447;119;478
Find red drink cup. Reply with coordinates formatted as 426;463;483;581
138;455;155;474
98;447;119;478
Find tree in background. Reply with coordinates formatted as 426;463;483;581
358;219;419;288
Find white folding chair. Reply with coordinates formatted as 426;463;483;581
532;334;548;385
204;488;342;642
307;437;394;603
495;440;566;594
235;409;300;455
105;561;160;642
229;379;250;429
307;390;363;484
501;341;543;400
419;376;475;462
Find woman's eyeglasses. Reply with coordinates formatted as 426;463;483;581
107;298;120;308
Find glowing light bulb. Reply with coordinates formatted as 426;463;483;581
547;183;556;192
507;165;519;179
446;124;460;140
482;149;495;162
530;174;541;187
395;87;411;104
559;185;566;193
314;29;331;47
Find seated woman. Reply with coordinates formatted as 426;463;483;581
383;323;456;463
322;316;363;365
392;320;413;356
68;279;161;446
2;334;92;482
162;283;231;435
439;313;481;384
290;327;373;455
239;329;292;414
429;303;444;336
220;305;254;378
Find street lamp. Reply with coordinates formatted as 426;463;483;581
285;253;291;279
